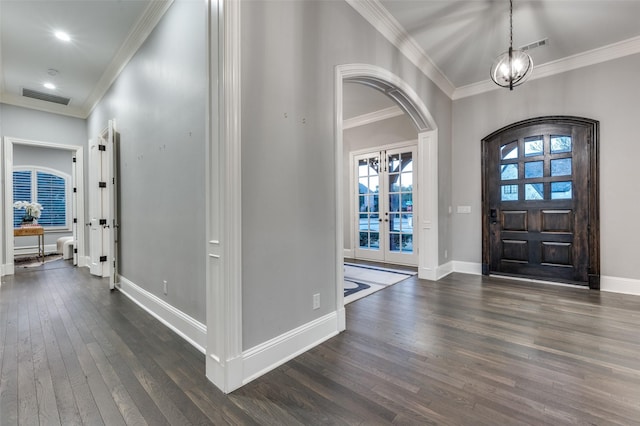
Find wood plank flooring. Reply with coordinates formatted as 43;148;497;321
2;261;640;424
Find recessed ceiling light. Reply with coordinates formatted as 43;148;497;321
54;31;71;42
44;82;56;90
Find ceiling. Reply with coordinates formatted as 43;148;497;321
2;0;640;118
0;0;171;118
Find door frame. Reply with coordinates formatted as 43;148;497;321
2;137;85;275
349;140;419;266
481;116;600;289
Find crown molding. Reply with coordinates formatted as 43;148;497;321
453;34;640;100
0;93;86;118
83;0;174;117
343;105;403;129
346;0;455;99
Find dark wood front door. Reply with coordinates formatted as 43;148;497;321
482;116;599;289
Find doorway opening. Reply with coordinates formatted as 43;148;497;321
335;63;440;317
2;137;85;276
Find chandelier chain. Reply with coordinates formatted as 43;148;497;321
509;0;513;49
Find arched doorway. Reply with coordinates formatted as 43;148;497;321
334;64;440;318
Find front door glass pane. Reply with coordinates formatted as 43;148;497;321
525;183;544;200
551;136;572;153
525;161;543;178
501;141;518;159
501;184;518;201
501;163;518;180
551;181;572;199
551;158;572;176
524;137;544;156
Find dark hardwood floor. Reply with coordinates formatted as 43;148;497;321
2;260;640;425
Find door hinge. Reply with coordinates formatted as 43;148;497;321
99;219;107;225
73;218;77;223
98;144;106;151
100;255;107;262
73;187;77;193
99;181;107;188
74;248;78;254
72;157;77;163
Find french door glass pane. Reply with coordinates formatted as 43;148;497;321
358;155;380;250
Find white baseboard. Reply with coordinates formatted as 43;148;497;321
118;275;207;353
240;311;341;388
601;275;640;296
436;261;454;279
343;248;353;258
452;261;483;275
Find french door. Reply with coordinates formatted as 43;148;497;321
354;146;417;266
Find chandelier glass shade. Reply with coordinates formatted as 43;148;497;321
490;0;533;90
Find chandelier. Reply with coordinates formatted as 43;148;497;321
490;0;533;90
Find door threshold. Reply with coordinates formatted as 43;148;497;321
489;274;587;289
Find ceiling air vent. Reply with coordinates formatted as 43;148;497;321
22;88;71;106
521;38;548;52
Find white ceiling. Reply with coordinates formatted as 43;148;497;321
2;0;639;118
0;0;171;118
378;0;640;89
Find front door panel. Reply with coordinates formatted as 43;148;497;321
482;117;599;288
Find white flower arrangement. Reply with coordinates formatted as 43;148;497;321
14;200;43;219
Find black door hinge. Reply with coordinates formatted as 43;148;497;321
99;182;107;188
100;255;107;262
98;144;106;151
99;219;107;225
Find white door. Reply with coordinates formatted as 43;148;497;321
89;120;117;288
353;146;418;266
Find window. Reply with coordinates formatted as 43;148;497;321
13;167;70;229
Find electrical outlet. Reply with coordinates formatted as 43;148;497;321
163;280;168;295
313;293;320;310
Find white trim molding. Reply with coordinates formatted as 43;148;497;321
242;313;340;386
119;276;207;353
452;261;483;276
206;0;244;394
601;275;640;296
342;105;404;129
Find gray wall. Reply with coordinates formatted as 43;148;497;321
241;0;453;349
343;113;417;251
87;0;208;322
0;104;86;260
452;52;640;281
13;145;74;247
